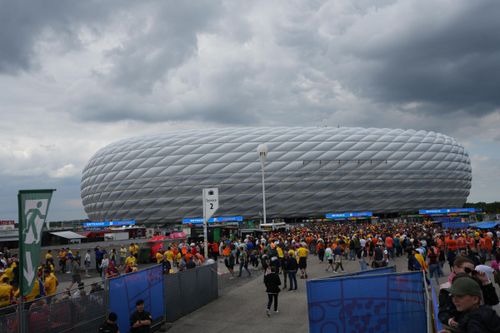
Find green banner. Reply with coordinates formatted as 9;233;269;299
18;189;54;297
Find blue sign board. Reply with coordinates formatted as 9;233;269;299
419;208;476;215
182;216;243;224
83;219;136;227
325;212;372;219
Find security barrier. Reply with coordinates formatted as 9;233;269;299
108;265;165;333
0;285;106;333
307;271;427;333
164;262;218;322
1;263;219;331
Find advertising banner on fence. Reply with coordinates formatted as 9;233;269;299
307;271;426;333
18;189;54;296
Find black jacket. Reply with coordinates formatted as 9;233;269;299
264;272;281;294
285;257;298;272
438;283;499;325
457;305;500;333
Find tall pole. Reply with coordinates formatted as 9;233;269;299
257;144;269;229
260;159;267;227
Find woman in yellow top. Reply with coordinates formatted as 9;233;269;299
124;255;136;273
43;269;58;297
0;276;13;307
155;251;164;264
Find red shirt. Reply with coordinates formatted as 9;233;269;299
385;237;394;249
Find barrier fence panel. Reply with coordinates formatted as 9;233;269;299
0;304;18;333
25;289;107;333
307;271;426;333
319;266;397;280
164;263;218;322
108;265;165;333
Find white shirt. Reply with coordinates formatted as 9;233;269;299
360;239;366;248
325;247;333;259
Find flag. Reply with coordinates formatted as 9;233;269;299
18;189;54;297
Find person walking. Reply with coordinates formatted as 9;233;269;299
297;243;309;279
67;257;81;291
84;250;91;277
285;250;298;291
333;245;344;273
237;246;251;277
130;299;152;333
325;245;334;272
264;267;281;316
100;254;110;280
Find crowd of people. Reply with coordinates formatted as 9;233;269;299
200;220;500;331
1;221;500;332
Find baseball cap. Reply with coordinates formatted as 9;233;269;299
450;276;482;297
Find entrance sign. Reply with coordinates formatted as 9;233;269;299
202;188;219;258
83;219;136;228
182;216;243;224
419;208;476;215
326;211;372;219
203;188;219;221
18;189;55;296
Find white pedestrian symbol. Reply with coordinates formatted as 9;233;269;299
24;201;46;245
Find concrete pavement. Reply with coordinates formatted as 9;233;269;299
165;254;500;332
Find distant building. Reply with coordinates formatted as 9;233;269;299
81;127;471;223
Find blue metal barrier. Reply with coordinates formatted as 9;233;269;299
307;271;426;333
108;265;165;333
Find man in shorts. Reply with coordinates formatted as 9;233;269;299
297;243;309;279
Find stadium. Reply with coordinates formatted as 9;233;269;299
80;127;472;224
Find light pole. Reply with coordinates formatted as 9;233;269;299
257;144;270;229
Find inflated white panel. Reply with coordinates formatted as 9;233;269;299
81;127;471;223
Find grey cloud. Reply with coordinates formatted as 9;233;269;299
333;1;500;115
106;1;224;93
0;0;130;74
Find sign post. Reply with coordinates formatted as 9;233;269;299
18;189;55;333
202;188;219;258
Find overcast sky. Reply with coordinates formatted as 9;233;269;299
1;0;499;222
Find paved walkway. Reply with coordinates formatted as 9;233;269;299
165;254;500;332
165;255;404;332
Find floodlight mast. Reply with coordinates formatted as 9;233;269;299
257;144;270;230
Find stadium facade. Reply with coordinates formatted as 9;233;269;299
80;127;472;224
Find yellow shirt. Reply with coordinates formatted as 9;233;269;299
125;256;136;267
134;244;140;254
164;250;174;262
156;252;164;264
277;247;284;258
297;247;309;258
3;267;14;282
0;283;13;307
45;253;53;261
25;280;40;302
44;274;58;296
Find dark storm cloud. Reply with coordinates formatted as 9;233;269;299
333;0;500;116
0;0;131;74
106;1;224;93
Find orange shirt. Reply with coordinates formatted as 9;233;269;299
446;239;457;251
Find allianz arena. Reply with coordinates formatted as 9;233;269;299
80;127;471;223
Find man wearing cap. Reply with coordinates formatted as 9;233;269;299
99;312;120;333
439;276;500;333
438;256;499;328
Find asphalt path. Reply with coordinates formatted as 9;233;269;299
163;255;500;332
